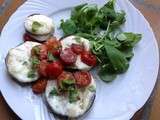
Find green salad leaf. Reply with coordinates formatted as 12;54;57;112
104;44;129;73
60;19;77;36
60;0;142;82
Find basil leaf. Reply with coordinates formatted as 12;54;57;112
60;19;77;36
32;21;43;33
104;44;129;73
50;87;58;96
60;79;75;90
48;52;57;62
68;88;79;103
32;46;40;55
27;70;36;78
88;85;96;92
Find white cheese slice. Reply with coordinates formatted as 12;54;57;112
24;14;54;35
45;76;96;118
61;35;92;71
6;41;41;83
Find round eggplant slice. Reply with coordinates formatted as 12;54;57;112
6;41;41;83
60;35;92;71
45;77;96;119
24;14;54;42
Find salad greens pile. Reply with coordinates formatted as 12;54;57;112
60;0;142;82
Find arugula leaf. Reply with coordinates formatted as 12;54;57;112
60;19;77;36
48;52;57;62
32;21;43;33
99;66;117;82
50;87;58;96
117;32;142;47
104;44;129;73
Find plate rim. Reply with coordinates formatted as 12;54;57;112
0;0;159;120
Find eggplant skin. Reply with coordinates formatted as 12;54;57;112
45;94;96;119
5;41;40;83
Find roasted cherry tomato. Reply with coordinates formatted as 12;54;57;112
74;71;91;88
60;48;77;65
32;79;47;94
45;37;62;57
23;33;35;42
39;45;48;60
57;71;75;88
81;51;97;66
71;44;84;54
38;60;48;77
45;61;63;78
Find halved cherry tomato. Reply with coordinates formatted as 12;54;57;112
74;71;91;88
23;33;35;42
45;61;63;78
60;48;77;65
32;79;47;94
38;60;48;77
45;37;62;57
71;44;84;54
39;45;48;60
57;71;75;88
81;51;97;66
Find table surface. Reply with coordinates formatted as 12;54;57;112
0;0;159;120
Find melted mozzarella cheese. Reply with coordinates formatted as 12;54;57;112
6;41;41;83
61;35;90;51
45;77;96;118
24;14;54;35
61;36;92;71
75;56;91;71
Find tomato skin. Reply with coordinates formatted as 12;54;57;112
45;61;63;78
39;45;48;60
57;71;75;88
71;44;84;54
81;51;97;66
60;48;77;65
45;37;62;57
74;71;91;88
38;60;48;77
23;33;34;42
32;79;47;94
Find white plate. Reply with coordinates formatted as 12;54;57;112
0;0;159;120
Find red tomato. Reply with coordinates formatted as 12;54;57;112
74;71;91;87
23;33;34;42
39;45;48;60
32;79;47;94
45;37;62;56
57;71;75;88
45;61;63;78
60;48;77;65
81;51;97;66
71;44;84;54
38;60;48;77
